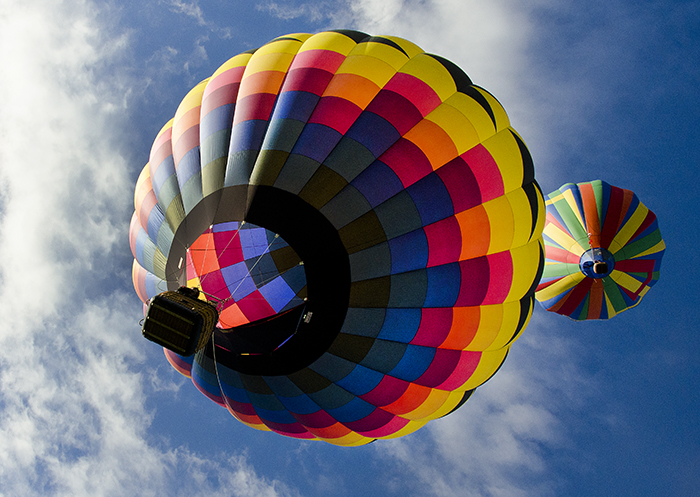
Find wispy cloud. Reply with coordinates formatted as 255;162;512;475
165;0;207;26
258;0;564;171
255;1;332;22
0;1;291;495
163;0;232;38
325;0;551;156
373;315;596;497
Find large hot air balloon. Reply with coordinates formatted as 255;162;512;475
130;30;545;446
535;180;664;320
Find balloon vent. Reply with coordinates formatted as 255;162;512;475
142;287;219;356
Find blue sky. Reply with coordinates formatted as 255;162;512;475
0;0;698;495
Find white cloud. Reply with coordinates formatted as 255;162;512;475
255;1;335;22
165;0;207;26
374;314;595;497
0;1;293;495
327;0;557;164
163;0;232;39
141;36;210;99
259;0;566;174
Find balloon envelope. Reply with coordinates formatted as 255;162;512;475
130;30;544;445
535;180;664;320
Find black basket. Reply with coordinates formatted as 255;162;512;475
141;289;219;356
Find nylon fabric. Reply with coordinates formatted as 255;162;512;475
130;31;544;445
535;180;664;320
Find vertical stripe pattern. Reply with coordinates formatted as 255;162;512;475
535;180;664;320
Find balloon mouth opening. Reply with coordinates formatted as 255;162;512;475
163;185;351;376
580;247;615;278
185;221;308;329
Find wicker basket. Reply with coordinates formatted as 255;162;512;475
141;289;219;356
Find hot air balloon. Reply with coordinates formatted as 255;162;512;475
130;30;545;446
535;180;664;320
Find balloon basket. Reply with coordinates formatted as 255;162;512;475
141;289;219;356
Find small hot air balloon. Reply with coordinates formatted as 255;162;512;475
130;30;545;445
535;180;664;320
